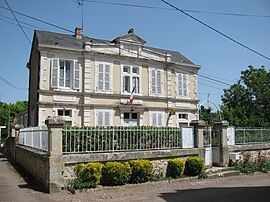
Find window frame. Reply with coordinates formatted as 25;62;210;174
94;109;113;126
50;58;80;90
121;65;141;95
149;111;165;127
176;72;189;97
149;67;164;96
96;62;113;93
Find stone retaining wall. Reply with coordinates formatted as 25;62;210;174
62;148;199;181
229;143;270;161
15;145;49;190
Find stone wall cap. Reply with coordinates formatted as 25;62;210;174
45;116;65;126
13;124;24;130
190;120;206;126
214;120;229;127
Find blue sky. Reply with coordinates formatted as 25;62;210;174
0;0;269;107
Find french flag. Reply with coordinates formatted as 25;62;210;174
128;85;136;104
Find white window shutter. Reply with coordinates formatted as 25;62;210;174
51;59;58;88
97;112;103;126
104;64;110;91
178;73;183;96
73;61;80;89
152;113;157;126
157;70;162;94
183;74;187;96
157;113;163;126
98;64;104;91
104;111;110;126
151;69;156;94
148;69;152;95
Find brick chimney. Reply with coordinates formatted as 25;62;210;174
75;27;82;39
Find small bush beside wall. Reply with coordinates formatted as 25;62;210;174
166;158;185;178
72;162;103;189
129;160;153;183
102;162;131;186
184;156;204;176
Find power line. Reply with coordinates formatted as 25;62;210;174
0;14;44;30
0;4;233;87
198;74;231;86
0;5;73;34
199;82;225;90
0;17;34;31
4;0;31;44
0;75;27;91
161;0;270;61
85;0;270;18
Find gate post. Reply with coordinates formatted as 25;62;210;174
45;116;65;193
214;121;229;166
190;120;206;161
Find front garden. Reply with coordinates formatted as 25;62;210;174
69;156;205;190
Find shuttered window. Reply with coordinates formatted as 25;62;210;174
50;59;80;90
95;110;112;126
150;68;163;95
177;73;188;96
150;111;164;127
97;63;112;92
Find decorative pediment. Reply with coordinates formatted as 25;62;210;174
111;28;146;45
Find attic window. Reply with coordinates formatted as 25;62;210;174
182;60;186;63
55;42;58;45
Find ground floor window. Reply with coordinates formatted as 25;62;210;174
123;112;139;126
95;110;112;126
178;113;189;127
150;111;165;127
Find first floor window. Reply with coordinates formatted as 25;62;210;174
150;68;163;95
177;73;188;96
97;63;112;92
122;66;140;94
51;59;80;89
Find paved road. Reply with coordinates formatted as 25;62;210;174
1;152;270;202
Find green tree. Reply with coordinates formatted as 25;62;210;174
0;101;28;140
221;66;270;127
199;105;220;126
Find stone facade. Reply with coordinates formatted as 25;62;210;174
27;28;200;128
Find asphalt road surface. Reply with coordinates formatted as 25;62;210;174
1;152;270;202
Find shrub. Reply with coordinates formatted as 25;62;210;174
234;151;270;174
72;162;103;189
102;162;131;186
166;158;185;178
129;160;153;183
184;156;204;176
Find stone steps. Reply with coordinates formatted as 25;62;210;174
207;170;241;179
206;166;235;174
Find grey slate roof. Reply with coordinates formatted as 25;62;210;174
35;30;194;65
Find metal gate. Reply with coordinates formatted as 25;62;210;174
204;127;212;166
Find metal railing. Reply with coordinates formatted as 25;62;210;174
62;126;182;154
235;128;270;145
19;125;48;151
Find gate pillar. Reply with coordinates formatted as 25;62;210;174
214;121;229;166
190;120;206;161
